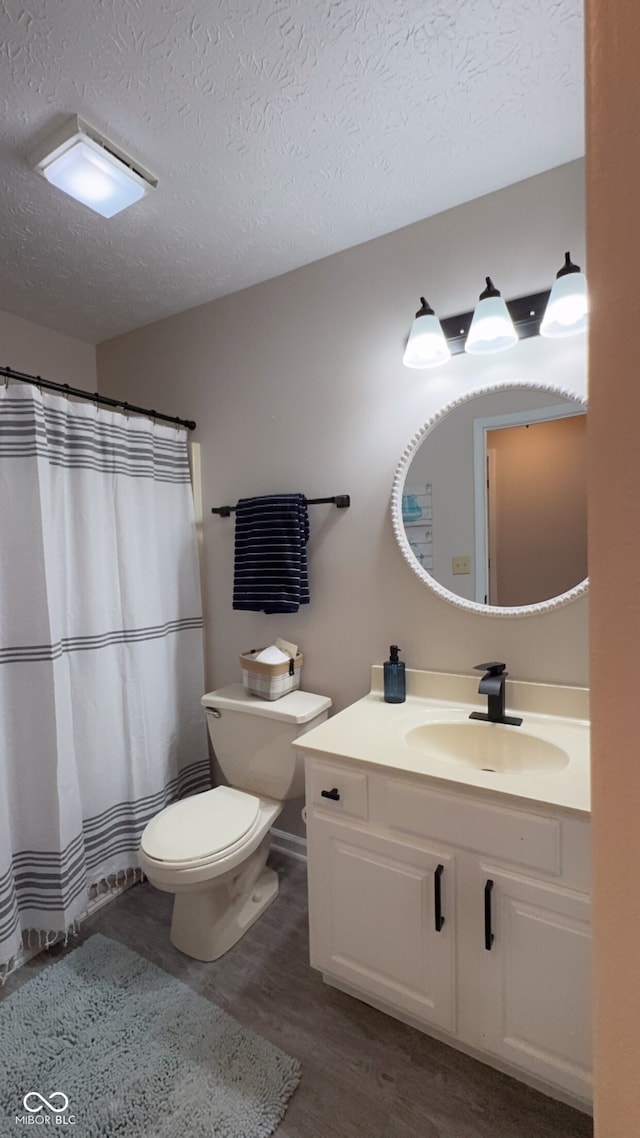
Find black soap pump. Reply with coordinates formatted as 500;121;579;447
384;645;406;704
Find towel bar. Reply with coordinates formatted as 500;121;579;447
212;494;350;517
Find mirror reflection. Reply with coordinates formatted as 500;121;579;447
399;384;587;610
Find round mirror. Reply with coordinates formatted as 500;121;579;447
391;380;588;617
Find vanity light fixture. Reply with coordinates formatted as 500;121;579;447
464;277;518;355
30;116;157;219
403;254;588;368
539;252;589;338
402;297;451;368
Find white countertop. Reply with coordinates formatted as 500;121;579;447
295;668;590;815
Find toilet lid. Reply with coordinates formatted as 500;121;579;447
141;786;260;864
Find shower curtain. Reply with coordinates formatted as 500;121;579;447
0;383;209;975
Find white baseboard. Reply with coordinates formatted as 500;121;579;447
270;827;307;862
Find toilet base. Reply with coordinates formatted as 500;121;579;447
168;837;279;961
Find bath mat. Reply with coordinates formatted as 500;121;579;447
0;934;300;1137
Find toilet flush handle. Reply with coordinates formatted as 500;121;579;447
208;707;222;719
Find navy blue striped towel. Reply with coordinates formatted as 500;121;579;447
232;493;310;614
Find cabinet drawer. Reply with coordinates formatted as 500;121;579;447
386;778;560;876
307;759;368;820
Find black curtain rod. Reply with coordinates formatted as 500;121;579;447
212;494;350;517
0;365;196;430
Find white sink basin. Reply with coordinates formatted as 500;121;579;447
404;720;570;774
294;668;590;811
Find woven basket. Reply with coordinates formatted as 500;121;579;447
240;649;303;701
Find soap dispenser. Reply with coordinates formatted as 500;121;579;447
384;645;406;704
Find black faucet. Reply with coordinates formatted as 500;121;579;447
469;662;522;726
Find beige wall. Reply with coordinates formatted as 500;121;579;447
586;0;640;1133
98;160;588;729
488;415;587;605
0;308;96;387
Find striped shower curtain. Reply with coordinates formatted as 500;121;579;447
0;384;209;975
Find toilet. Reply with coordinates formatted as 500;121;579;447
138;683;331;961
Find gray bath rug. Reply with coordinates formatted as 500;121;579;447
0;933;300;1137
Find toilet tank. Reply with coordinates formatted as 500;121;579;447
201;684;331;800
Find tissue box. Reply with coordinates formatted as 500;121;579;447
240;649;303;701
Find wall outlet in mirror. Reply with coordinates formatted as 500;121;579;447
452;556;471;575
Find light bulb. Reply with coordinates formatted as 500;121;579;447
465;278;518;355
540;253;588;338
403;298;451;369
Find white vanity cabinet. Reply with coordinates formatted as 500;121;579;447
305;755;592;1106
307;815;456;1032
474;862;591;1092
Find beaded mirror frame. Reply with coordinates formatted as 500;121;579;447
390;380;588;618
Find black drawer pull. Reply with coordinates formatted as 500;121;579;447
321;787;341;801
434;864;445;932
484;879;494;950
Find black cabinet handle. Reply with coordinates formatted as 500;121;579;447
320;787;340;801
434;864;445;932
484;879;494;950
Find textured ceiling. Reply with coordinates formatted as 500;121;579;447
0;0;584;345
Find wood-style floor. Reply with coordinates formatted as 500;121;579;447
2;852;593;1138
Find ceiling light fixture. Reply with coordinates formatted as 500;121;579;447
403;254;588;369
402;297;451;369
30;116;157;219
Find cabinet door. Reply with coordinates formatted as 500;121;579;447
476;864;592;1100
307;817;455;1032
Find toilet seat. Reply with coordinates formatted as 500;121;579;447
140;786;261;868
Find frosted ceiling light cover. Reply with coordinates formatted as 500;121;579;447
403;298;451;368
32;118;155;219
465;278;518;355
540;252;588;338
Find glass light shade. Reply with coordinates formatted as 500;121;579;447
403;303;451;369
540;271;588;338
465;295;518;355
37;135;150;218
